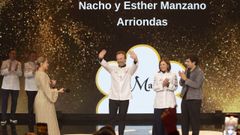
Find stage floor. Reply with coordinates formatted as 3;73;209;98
0;125;223;135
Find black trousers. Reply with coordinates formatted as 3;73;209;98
26;91;37;132
109;99;129;135
181;99;202;135
26;91;37;116
152;108;167;135
1;89;19;121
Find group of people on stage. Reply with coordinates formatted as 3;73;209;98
98;49;204;135
1;49;64;135
0;48;204;135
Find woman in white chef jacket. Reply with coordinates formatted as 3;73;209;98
152;59;178;135
24;51;38;131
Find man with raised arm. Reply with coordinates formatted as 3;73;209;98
98;49;138;135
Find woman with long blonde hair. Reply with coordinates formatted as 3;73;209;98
34;57;64;135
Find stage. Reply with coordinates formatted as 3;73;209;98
0;125;223;135
64;131;223;135
62;125;223;135
0;113;232;134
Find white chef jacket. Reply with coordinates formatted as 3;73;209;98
1;59;22;90
100;59;138;101
153;71;178;109
24;61;37;91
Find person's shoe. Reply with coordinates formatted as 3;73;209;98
9;119;18;124
0;120;7;126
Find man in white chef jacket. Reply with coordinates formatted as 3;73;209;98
24;51;38;131
98;49;138;135
1;49;22;126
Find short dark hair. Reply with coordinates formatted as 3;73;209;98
116;51;126;59
185;54;199;65
159;58;171;72
8;49;16;54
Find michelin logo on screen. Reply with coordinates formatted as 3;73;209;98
95;44;185;114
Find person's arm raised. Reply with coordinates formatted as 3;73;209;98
98;49;113;73
129;51;138;75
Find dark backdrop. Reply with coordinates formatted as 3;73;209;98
0;0;240;113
